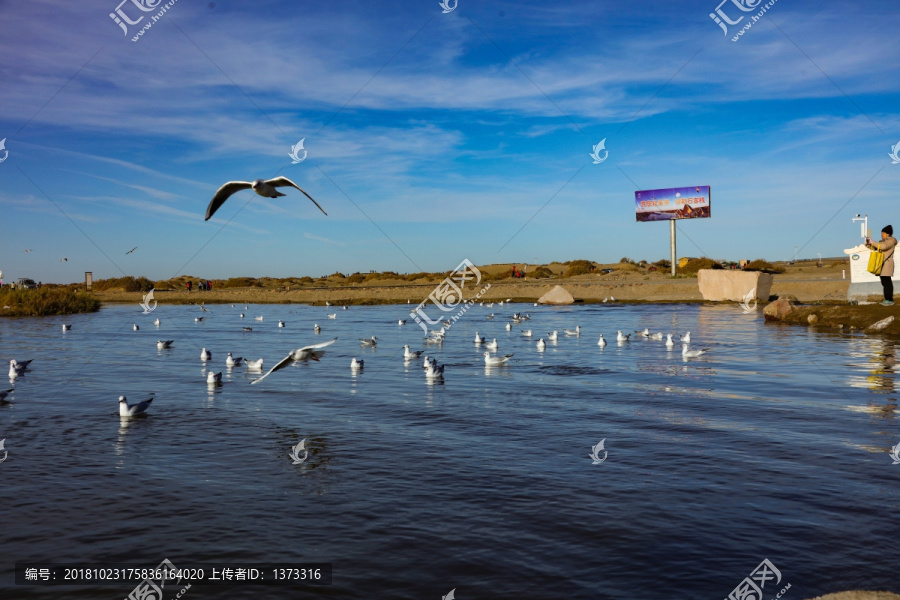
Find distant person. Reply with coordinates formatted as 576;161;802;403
866;224;897;306
187;281;192;292
207;280;212;291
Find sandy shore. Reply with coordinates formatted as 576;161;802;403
805;593;900;600
94;270;851;306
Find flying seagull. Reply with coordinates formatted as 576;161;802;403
250;338;337;385
126;247;137;255
204;177;327;221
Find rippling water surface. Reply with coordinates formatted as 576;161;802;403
2;302;898;599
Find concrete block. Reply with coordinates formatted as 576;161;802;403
697;269;774;302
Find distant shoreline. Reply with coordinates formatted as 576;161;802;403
91;273;849;306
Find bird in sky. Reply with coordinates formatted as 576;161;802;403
204;177;327;221
126;247;137;254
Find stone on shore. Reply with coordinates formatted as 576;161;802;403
865;315;895;332
538;285;575;305
763;297;796;321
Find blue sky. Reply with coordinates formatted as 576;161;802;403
1;0;899;283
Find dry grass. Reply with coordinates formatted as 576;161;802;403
0;287;101;316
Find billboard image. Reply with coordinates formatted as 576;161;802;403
635;186;710;222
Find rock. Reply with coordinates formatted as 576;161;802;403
865;315;895;332
538;285;575;305
763;297;795;321
808;314;818;324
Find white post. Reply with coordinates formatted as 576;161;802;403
670;220;676;276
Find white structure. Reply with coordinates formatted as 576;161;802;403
843;214;900;302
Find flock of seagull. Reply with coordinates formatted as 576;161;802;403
5;300;711;418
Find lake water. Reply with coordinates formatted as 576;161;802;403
1;302;898;600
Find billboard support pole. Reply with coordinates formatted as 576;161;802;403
670;220;676;276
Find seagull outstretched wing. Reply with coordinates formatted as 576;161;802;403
264;177;328;216
205;181;254;221
250;338;338;385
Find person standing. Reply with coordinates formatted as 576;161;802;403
867;225;897;306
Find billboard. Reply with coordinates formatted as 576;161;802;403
635;186;710;222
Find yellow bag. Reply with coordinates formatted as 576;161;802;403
868;246;884;276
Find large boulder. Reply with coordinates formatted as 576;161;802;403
697;269;773;302
865;316;895;332
763;297;795;321
538;285;575;305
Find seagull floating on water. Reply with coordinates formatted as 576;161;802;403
157;340;174;349
398;319;406;325
200;348;211;361
548;331;558;341
204;177;327;221
8;359;32;379
403;345;424;359
360;336;378;346
424;363;444;378
119;395;153;417
254;316;264;321
616;331;630;342
278;320;285;328
637;328;650;337
350;358;364;370
536;338;546;351
648;332;664;340
153;318;160;326
62;324;71;331
564;326;581;336
226;352;243;367
314;324;321;333
484;351;514;366
207;371;222;384
245;358;264;370
474;332;485;345
486;339;499;351
682;344;708;358
521;330;533;337
133;323;139;331
680;332;691;343
665;334;675;348
239;313;245;318
327;314;337;319
195;316;204;322
505;322;512;331
597;335;607;347
250;338;338;384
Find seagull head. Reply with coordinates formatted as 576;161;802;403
119;395;127;403
250;179;266;190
